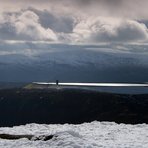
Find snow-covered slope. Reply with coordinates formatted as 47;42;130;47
0;121;148;148
0;44;148;82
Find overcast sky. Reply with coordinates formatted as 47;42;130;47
0;0;148;52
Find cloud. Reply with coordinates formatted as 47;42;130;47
28;8;75;33
73;17;148;43
0;7;148;44
1;0;148;19
0;10;57;41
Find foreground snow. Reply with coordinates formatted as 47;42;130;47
0;121;148;148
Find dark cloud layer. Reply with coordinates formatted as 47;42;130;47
29;8;75;33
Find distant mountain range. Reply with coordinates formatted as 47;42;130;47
1;45;148;93
0;45;148;84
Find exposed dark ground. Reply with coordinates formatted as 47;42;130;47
0;88;148;127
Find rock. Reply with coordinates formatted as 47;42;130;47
0;134;54;141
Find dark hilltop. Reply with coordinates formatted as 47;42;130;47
0;86;148;127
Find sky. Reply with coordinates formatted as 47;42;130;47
0;0;148;46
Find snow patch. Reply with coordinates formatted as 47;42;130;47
0;121;148;147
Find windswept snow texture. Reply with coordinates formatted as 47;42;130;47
0;122;148;148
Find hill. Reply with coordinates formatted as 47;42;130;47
0;88;148;126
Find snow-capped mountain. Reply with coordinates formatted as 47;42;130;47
0;44;148;83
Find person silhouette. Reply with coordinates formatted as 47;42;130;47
56;80;59;86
